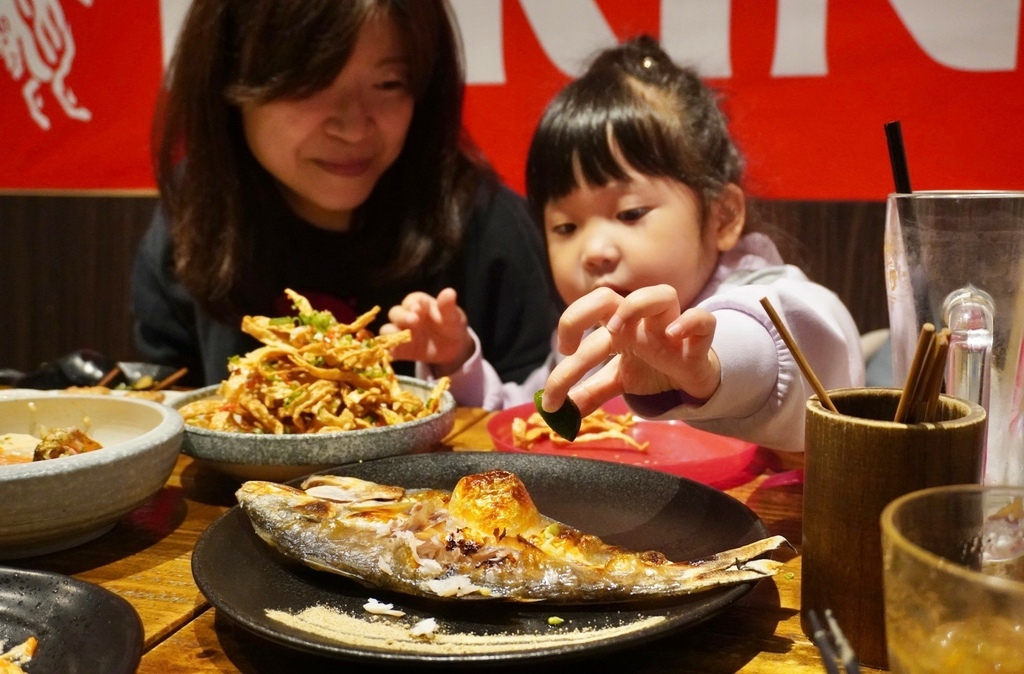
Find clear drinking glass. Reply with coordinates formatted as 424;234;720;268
881;484;1024;674
884;191;1024;486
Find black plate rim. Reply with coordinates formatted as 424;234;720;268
0;566;144;673
192;452;771;666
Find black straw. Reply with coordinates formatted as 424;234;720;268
884;120;912;193
809;609;861;674
824;609;861;674
808;609;842;674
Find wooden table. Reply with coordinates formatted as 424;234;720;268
8;408;884;673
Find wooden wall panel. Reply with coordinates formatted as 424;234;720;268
0;194;157;374
753;199;889;334
0;195;889;376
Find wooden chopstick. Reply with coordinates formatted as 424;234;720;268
154;367;189;391
908;335;940;423
893;323;934;423
759;297;838;413
96;366;122;388
894;324;950;424
920;329;950;422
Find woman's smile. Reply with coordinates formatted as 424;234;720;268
315;157;373;178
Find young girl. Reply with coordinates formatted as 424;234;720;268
386;35;864;452
132;0;557;386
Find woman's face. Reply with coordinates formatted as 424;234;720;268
543;166;731;308
241;14;415;231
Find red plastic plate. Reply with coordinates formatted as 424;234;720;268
487;397;765;489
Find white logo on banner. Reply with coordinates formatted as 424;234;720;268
156;1;1020;85
0;0;92;130
448;0;1021;83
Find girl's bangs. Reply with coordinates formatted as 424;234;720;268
528;83;684;213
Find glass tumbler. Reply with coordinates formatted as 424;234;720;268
881;484;1024;674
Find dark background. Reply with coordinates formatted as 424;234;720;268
0;195;887;375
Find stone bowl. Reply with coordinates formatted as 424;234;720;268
172;375;456;481
0;394;183;559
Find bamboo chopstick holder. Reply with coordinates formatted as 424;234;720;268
759;297;838;413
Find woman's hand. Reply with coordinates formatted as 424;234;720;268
541;285;721;416
380;288;474;376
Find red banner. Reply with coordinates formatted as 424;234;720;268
1;0;1022;199
0;1;162;190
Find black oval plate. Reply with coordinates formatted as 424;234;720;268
192;452;773;667
0;567;144;673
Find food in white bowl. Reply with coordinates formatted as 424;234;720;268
0;394;183;559
1;426;103;464
172;289;455;481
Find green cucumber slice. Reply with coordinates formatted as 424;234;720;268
533;389;582;442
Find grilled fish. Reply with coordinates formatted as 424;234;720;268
236;470;788;603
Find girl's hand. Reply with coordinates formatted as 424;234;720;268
541;285;721;416
380;288;474;376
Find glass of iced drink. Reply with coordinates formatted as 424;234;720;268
881;484;1024;673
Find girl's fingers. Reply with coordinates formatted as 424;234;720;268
663;308;720;399
380;323;415;360
556;287;623;355
401;292;434;313
386;305;420;327
436;287;459;307
434;288;464;326
667;308;716;349
394;291;455;327
606;284;680;336
565;358;625;417
542;326;615;410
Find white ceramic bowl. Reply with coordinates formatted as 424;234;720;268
172;375;456;481
0;394;183;559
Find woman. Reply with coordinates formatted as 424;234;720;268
132;0;558;386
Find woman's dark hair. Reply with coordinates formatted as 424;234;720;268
155;0;489;318
525;35;744;231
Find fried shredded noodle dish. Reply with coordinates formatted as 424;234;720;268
178;289;449;435
512;409;649;451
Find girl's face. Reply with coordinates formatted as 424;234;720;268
543;166;743;307
241;14;415;231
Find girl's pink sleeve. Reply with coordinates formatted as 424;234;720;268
625;272;864;452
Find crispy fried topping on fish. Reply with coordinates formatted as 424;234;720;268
236;470;788;603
